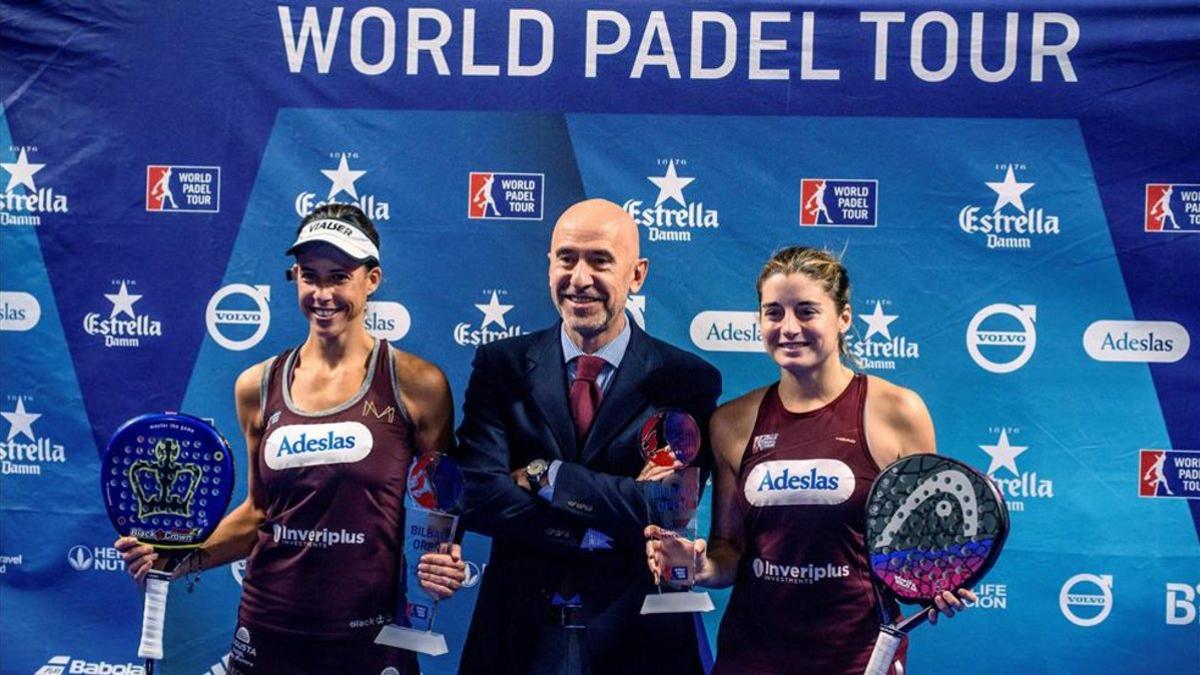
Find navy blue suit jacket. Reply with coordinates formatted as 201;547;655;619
454;321;721;675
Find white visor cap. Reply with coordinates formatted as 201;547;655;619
286;217;380;263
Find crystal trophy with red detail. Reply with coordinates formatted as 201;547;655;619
375;452;464;656
638;409;714;614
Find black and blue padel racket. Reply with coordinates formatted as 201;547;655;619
101;412;235;672
863;454;1009;675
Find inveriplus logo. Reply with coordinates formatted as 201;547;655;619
272;523;366;548
622;158;721;243
263;422;373;470
751;558;850;586
83;280;164;348
958;164;1060;250
1;395;66;476
294;151;390;221
0;145;69;227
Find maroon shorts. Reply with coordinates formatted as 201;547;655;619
226;623;418;675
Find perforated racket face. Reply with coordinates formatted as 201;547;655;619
865;454;1009;603
639;409;701;467
407;453;464;512
101;413;235;549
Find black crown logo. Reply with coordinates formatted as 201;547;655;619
128;438;202;520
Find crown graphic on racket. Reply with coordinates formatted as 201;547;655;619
128;438;204;520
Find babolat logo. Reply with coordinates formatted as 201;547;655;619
958;164;1060;250
979;427;1053;513
622;159;720;243
0;290;41;331
264;422;373;470
272;523;366;548
689;311;764;353
145;165;220;213
847;300;920;370
744;459;855;506
83;281;163;348
454;289;524;347
751;558;851;586
294;151;390;221
0;146;69;226
800;179;878;227
36;655;146;675
1;395;66;476
468;171;544;220
1083;320;1190;364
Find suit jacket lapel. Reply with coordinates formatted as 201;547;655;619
526;326;576;459
580;322;659;466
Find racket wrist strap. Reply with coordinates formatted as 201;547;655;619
138;570;171;660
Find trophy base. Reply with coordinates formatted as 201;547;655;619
374;624;448;655
640;590;715;615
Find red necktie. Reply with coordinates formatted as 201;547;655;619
570;355;605;443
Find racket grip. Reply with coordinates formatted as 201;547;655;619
138;570;171;660
863;625;904;675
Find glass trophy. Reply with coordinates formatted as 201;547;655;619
375;452;464;656
638;409;714;614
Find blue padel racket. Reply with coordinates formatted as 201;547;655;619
863;454;1009;675
101;412;235;671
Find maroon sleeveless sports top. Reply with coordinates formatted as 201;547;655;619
239;339;416;638
714;374;903;675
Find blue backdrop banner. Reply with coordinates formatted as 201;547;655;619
1;2;1198;673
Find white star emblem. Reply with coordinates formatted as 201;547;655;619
475;291;513;330
647;160;695;208
986;166;1034;214
1;148;46;193
321;154;366;201
979;429;1028;477
1;397;41;442
104;282;142;320
858;301;898;341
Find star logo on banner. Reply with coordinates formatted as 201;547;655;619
986;166;1034;214
979;429;1028;477
858;301;898;341
475;291;513;329
1;148;46;193
105;282;142;320
647;160;694;208
322;154;366;201
2;397;41;442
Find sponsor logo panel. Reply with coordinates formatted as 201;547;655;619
1138;449;1200;500
263;422;373;470
979;426;1053;513
468;171;544;220
622;159;721;243
206;284;271;351
146;165;220;213
294;151;390;221
1060;573;1114;627
689;310;762;353
966;303;1037;373
83;281;164;349
365;300;411;341
743;459;856;506
963;582;1008;610
848;299;920;370
1166;582;1200;625
67;544;126;573
1083;320;1189;363
0;290;41;331
271;523;366;548
800;178;877;227
454;289;524;347
0;146;69;227
1145;183;1200;232
751;557;851;586
36;655;146;675
958;164;1060;250
1;395;67;476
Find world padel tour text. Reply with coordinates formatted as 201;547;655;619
278;7;1081;83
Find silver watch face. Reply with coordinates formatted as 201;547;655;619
527;458;548;478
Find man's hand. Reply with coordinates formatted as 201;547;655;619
928;587;977;624
643;524;707;588
418;543;467;600
637;457;682;482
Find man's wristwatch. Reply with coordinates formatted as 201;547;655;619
525;459;550;492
